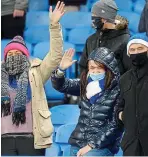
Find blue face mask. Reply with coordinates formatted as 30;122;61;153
89;72;106;81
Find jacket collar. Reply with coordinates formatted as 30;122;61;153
132;62;148;79
30;58;42;68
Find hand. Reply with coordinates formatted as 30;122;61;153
59;48;77;70
119;111;123;121
77;145;92;157
13;9;24;18
50;1;65;25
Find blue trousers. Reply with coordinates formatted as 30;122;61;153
70;146;114;156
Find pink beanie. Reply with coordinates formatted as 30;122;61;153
4;36;30;60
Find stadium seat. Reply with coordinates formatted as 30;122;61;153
26;11;49;28
118;11;140;33
45;79;65;100
1;40;32;60
69;27;95;53
33;41;75;59
33;41;75;78
60;12;91;30
55;124;76;152
115;0;133;11
45;143;62;156
29;0;49;11
63;145;71;156
50;105;79;139
115;147;123;156
24;26;67;44
133;0;145;14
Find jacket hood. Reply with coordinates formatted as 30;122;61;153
96;15;130;38
88;47;120;77
115;15;129;30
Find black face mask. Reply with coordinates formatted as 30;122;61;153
130;51;148;67
92;16;104;30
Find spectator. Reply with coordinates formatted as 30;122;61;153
79;0;131;75
116;34;148;156
50;0;87;12
1;1;65;155
1;0;28;39
51;47;123;156
139;0;148;36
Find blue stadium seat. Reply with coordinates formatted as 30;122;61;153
63;145;71;156
55;124;76;152
26;11;49;28
115;147;123;156
45;143;62;156
33;41;75;78
115;0;133;11
50;105;79;139
60;12;91;30
24;26;67;44
1;40;32;60
69;27;95;54
29;0;49;11
33;41;75;59
133;0;145;14
118;11;140;33
45;79;65;100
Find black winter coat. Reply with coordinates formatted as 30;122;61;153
79;16;131;74
51;48;123;154
116;63;148;156
139;0;148;36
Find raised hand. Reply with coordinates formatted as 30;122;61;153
50;1;65;25
59;48;77;70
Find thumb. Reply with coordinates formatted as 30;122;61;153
49;6;52;13
72;60;77;65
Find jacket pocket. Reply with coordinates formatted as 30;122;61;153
38;109;54;138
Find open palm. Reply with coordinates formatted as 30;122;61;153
50;1;65;24
59;48;77;70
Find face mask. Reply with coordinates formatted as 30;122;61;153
89;72;106;81
5;54;29;75
92;16;104;30
130;51;148;67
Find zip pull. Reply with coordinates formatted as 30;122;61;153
32;73;37;87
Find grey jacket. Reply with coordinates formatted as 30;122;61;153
1;0;28;16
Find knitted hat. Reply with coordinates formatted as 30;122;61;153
4;36;30;60
91;0;118;23
127;33;148;56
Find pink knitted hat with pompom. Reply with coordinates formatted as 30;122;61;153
4;36;30;60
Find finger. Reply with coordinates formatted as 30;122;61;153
64;50;69;57
59;2;65;11
49;6;52;13
71;49;75;57
77;151;82;157
55;1;61;10
72;60;77;64
60;3;65;13
61;10;66;16
13;12;15;18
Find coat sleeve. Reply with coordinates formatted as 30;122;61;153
79;39;88;74
15;0;28;11
138;2;146;33
40;22;63;84
88;97;123;149
51;70;80;96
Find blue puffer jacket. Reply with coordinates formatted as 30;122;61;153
51;47;123;154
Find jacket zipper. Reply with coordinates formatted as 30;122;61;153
99;31;103;46
135;78;140;135
32;73;37;87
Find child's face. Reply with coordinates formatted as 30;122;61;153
88;60;105;74
7;50;23;56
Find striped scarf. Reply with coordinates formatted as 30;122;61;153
1;54;30;126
